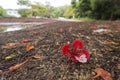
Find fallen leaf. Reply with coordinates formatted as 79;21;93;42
93;68;113;80
22;38;30;43
0;70;3;75
68;27;72;33
26;44;34;51
59;28;64;33
9;59;29;72
33;31;38;35
5;54;15;60
2;43;18;49
117;64;120;69
32;54;40;59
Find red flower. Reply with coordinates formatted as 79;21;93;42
72;39;84;49
61;39;90;63
61;44;70;55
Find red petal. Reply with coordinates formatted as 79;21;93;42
66;53;78;62
82;50;90;59
70;56;78;62
76;50;90;59
61;44;70;55
72;39;84;49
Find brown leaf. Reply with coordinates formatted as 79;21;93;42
2;43;19;49
32;54;40;59
93;68;113;80
26;44;34;51
33;31;38;35
0;70;3;75
117;64;120;69
9;59;29;72
59;28;64;33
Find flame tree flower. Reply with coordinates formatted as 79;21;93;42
61;39;90;63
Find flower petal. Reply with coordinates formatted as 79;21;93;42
75;54;87;63
61;44;70;55
82;50;90;59
72;39;84;49
70;56;78;62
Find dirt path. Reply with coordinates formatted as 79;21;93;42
0;19;120;80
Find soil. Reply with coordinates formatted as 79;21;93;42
0;18;120;80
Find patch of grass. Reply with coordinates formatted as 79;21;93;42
75;17;96;22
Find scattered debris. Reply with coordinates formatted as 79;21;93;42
22;38;30;43
32;54;40;59
2;42;19;49
5;54;16;60
93;68;113;80
26;44;34;51
93;29;111;33
117;64;120;69
9;59;30;72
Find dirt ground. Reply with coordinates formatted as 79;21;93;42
0;18;120;80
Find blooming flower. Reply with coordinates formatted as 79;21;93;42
61;39;90;63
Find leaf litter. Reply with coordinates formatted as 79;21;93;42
0;20;119;80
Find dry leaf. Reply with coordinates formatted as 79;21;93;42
5;54;15;60
26;44;34;51
2;43;18;49
22;38;30;43
59;28;64;33
9;59;29;72
32;54;40;59
0;70;3;75
117;64;120;69
93;68;113;80
33;31;38;35
68;27;72;33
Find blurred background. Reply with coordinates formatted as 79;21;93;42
0;0;120;20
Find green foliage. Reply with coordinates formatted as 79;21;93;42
64;6;74;18
44;5;55;18
72;0;120;20
18;3;47;17
52;6;66;18
0;6;6;17
75;0;91;17
31;3;47;17
18;9;32;17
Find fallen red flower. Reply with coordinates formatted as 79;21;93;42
61;39;90;63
